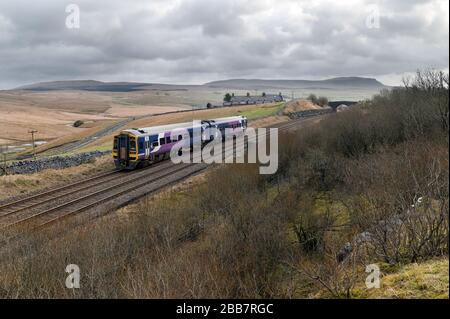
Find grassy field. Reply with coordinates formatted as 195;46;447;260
0;89;190;154
75;102;287;153
0;88;284;147
0;82;379;149
1;92;287;159
352;258;449;299
238;103;283;120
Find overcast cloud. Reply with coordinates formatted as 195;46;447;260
0;0;448;89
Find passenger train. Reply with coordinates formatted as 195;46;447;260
113;116;248;170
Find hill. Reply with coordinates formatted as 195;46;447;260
204;77;386;89
15;80;151;92
14;80;197;92
13;77;387;92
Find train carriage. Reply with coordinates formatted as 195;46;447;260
113;116;247;170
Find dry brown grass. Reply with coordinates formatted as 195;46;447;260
250;115;289;128
0;91;117;143
0;106;114;144
105;104;187;117
0;90;189;147
283;99;321;114
351;258;449;299
0;89;283;155
29;120;118;154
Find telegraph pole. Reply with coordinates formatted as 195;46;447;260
3;147;7;176
28;130;38;160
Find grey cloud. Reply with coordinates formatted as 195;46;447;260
0;0;448;88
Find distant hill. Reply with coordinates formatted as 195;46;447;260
14;76;387;92
204;77;387;89
15;80;153;92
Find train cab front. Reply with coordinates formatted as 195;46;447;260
112;133;139;170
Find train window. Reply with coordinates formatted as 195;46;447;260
129;139;136;152
113;138;118;150
178;135;182;141
166;136;171;144
159;137;166;145
139;141;144;150
152;141;158;147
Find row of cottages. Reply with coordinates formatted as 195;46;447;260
223;94;284;106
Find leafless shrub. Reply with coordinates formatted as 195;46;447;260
307;94;329;107
288;239;361;298
345;139;449;264
0;70;447;298
293;206;337;254
317;96;329;107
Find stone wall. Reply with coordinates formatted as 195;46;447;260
0;151;110;176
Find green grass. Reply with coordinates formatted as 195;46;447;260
76;140;113;154
352;258;449;299
239;103;284;120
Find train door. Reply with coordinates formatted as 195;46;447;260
118;134;129;161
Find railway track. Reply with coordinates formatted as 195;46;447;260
0;161;178;227
0;170;120;216
0;116;324;242
1;163;197;232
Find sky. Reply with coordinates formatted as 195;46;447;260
0;0;448;89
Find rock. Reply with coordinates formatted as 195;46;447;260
337;242;353;262
336;231;373;263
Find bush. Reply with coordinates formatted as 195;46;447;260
307;94;318;104
317;96;328;107
307;94;328;107
345;139;449;264
73;120;84;127
293;205;337;254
